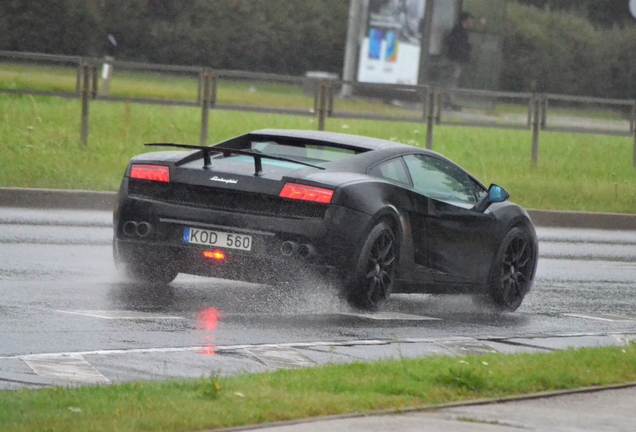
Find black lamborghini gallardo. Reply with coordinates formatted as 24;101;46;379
113;129;538;312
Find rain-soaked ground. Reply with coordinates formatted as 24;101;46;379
0;208;635;390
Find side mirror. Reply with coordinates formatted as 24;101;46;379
488;184;510;203
473;184;510;213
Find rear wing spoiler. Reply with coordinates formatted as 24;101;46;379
145;143;325;176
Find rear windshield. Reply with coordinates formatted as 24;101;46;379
249;141;357;165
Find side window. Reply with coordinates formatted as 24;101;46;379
368;158;411;186
403;154;483;203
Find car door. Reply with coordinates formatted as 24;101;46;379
402;154;496;285
367;157;433;284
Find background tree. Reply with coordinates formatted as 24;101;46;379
5;0;100;55
515;0;635;27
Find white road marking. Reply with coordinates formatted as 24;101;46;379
57;310;184;320
23;354;109;384
563;313;635;322
245;347;316;368
339;311;441;321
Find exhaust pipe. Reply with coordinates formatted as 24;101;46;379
281;241;299;257
122;221;137;236
298;244;316;259
135;222;152;237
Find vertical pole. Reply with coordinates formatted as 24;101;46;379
540;94;547;130
426;88;435;150
421;86;428;122
341;0;363;98
80;64;90;146
76;61;82;95
313;80;320;117
91;66;98;99
435;89;442;125
327;80;334;117
631;101;636;168
418;0;436;85
531;94;540;166
197;69;204;105
317;80;327;131
200;68;211;146
210;71;218;108
633;127;636;168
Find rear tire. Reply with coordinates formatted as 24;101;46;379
346;222;397;311
484;227;535;312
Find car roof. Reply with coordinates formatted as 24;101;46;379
248;129;407;152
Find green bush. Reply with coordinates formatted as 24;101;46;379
502;3;636;98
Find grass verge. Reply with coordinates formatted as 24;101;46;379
1;343;635;431
1;94;635;213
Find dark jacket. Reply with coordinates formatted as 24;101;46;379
446;25;471;64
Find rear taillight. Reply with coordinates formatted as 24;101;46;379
279;183;334;204
130;164;170;182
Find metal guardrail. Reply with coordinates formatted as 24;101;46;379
1;51;635;167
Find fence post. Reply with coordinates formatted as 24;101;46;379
531;94;541;166
426;87;435;150
313;79;319;121
327;80;334;118
633;126;636;168
200;68;211;146
421;86;428;122
540;94;547;130
91;65;98;99
317;80;327;131
80;63;91;146
435;89;442;125
196;69;203;105
210;70;218;108
632;100;636;168
75;61;82;95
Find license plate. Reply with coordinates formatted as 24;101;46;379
183;227;252;251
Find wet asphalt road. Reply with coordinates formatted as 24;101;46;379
0;208;635;390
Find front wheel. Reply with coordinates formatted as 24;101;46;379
485;227;535;312
346;222;397;311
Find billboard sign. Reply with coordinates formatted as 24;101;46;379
357;0;426;85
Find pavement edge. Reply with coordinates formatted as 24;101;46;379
214;382;636;432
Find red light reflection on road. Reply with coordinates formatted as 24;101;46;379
196;308;221;355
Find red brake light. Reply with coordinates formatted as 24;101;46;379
203;250;226;261
130;164;170;182
279;183;334;204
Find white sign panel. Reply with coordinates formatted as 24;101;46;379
357;0;426;85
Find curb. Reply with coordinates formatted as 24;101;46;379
527;209;636;231
214;382;636;432
1;187;636;230
0;187;116;211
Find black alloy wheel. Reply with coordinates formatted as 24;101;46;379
489;227;534;312
349;222;397;310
